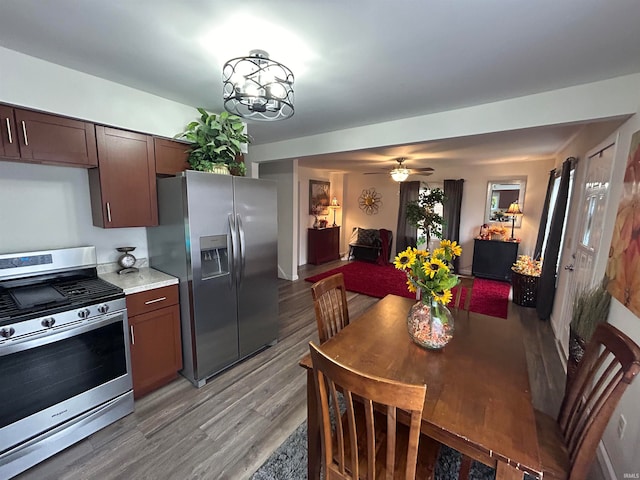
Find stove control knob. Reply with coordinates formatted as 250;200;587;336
97;304;109;314
41;318;56;328
0;327;16;338
78;308;91;319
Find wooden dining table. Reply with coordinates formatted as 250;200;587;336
299;294;542;480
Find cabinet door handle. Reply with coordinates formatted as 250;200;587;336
5;118;12;144
106;202;112;223
130;325;135;345
144;296;167;305
21;120;28;145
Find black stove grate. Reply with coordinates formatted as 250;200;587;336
0;277;123;325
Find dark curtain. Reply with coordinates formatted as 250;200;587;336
443;179;464;271
396;181;420;253
533;169;556;260
536;158;573;320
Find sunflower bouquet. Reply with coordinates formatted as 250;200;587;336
394;240;462;305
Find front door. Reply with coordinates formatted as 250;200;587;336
551;137;617;357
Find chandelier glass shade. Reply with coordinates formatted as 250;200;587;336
390;167;410;182
222;50;295;121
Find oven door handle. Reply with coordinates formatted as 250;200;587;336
0;312;127;356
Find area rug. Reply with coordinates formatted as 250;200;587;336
251;419;501;480
304;262;511;319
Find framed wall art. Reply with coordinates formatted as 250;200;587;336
309;180;330;215
607;129;640;317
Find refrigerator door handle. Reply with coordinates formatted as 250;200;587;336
228;213;237;289
236;213;246;287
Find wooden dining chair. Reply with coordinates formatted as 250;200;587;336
532;322;640;480
452;275;475;312
456;322;640;480
311;273;350;344
309;342;438;480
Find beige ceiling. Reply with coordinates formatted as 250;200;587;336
0;1;638;170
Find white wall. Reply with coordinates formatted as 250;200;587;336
0;162;147;263
0;47;196;264
259;160;298;280
297;167;345;265
545;110;640;479
339;159;553;272
250;74;640;163
596;113;640;480
343;174;401;257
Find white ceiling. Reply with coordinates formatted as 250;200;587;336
0;1;638;173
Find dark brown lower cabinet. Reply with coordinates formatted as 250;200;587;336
127;285;182;399
308;227;341;265
472;239;519;282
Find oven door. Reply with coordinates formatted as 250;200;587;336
0;311;133;453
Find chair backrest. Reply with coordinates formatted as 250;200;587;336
309;342;427;480
558;323;640;480
311;273;350;344
452;275;475;312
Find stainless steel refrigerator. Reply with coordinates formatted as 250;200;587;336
147;171;278;387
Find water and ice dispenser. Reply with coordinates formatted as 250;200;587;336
200;235;229;280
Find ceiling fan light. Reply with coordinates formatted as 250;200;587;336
390;167;409;182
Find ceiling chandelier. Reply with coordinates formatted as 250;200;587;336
390;158;410;182
222;49;295;121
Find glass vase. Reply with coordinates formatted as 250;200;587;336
407;296;455;349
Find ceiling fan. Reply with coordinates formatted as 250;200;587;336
364;158;435;182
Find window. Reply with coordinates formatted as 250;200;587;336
417;183;444;251
541;169;575;267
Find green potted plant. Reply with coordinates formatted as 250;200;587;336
568;279;611;384
177;108;250;175
405;188;446;245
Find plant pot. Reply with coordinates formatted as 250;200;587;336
512;271;539;307
208;164;230;175
567;327;587;387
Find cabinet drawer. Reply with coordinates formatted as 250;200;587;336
126;284;178;317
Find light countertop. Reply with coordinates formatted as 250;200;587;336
99;267;178;295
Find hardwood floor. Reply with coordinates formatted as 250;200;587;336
16;261;565;480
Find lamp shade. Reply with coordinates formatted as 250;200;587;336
506;201;523;216
330;196;340;208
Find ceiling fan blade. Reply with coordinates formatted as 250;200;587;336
413;167;435;172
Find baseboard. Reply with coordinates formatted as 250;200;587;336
595;441;616;480
278;265;298;281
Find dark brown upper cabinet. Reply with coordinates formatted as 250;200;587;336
89;126;158;228
0;105;97;167
0;105;20;158
154;137;190;176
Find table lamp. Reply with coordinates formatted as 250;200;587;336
506;201;523;240
329;196;341;227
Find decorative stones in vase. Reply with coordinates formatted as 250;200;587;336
407;296;455;349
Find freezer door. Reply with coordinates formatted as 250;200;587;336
185;171;239;381
233;177;278;357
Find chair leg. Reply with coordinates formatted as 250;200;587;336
421;437;441;480
458;454;472;480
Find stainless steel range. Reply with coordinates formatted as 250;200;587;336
0;246;134;479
